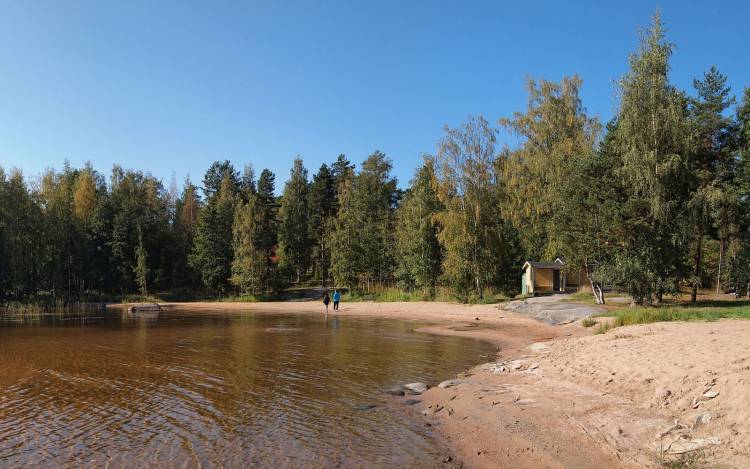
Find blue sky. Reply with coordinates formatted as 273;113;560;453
1;0;748;192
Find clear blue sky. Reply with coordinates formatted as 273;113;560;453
1;0;748;192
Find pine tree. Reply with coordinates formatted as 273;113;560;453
331;154;354;211
330;151;396;291
278;158;311;283
255;169;279;290
687;67;738;300
189;175;237;292
394;159;443;294
202;160;239;198
308;164;336;285
230;195;266;294
173;178;200;287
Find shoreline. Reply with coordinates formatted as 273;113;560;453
113;300;750;468
114;300;576;466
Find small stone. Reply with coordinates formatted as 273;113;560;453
384;386;406;396
692;398;701;409
442;456;452;463
703;390;719;399
529;363;539;370
403;399;421;406
693;413;712;429
438;379;464;389
355;404;377;411
404;383;429;395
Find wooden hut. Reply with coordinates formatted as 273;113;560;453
521;258;586;295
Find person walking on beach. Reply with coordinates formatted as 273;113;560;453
332;289;341;311
323;291;331;314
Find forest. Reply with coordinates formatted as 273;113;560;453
1;15;750;306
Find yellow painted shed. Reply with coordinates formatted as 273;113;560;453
521;258;587;295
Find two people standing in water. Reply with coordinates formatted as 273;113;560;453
323;289;341;313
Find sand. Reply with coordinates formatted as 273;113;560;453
115;300;750;468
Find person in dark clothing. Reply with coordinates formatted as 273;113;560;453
323;292;331;314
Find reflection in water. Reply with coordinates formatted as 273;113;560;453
0;310;494;467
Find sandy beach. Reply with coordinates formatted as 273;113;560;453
115;300;750;468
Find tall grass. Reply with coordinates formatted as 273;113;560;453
0;301;105;318
594;301;750;332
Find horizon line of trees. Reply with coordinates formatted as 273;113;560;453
2;14;750;305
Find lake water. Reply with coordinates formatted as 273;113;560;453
0;309;495;467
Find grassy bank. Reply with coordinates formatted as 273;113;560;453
340;287;510;304
594;300;750;333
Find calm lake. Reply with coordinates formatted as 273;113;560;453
0;309;495;467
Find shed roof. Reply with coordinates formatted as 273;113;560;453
522;260;564;270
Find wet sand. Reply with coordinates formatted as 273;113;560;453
115;301;750;468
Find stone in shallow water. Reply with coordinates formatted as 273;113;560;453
355;404;377;411
403;383;428;394
384;386;406;396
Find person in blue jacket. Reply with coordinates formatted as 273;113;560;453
332;289;341;311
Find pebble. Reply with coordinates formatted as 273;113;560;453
403;399;421;406
703;390;719;399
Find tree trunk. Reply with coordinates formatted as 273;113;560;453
584;265;604;305
691;230;703;303
717;239;724;294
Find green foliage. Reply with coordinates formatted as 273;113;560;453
330;151;397;290
308;163;336;285
230;195;267;294
394;159;443;293
606;13;693;304
189;175;237;292
278;159;311;282
433;115;509;298
134;226;149;296
500;75;601;260
3;13;750;307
